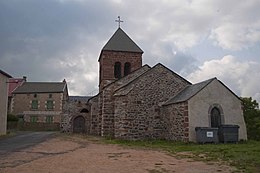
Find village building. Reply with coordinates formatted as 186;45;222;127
7;76;27;113
62;27;247;142
11;80;68;129
0;69;12;135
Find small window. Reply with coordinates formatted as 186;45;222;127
114;62;121;79
47;100;54;110
46;116;53;123
31;100;38;109
34;94;37;98
49;94;52;98
124;62;131;76
30;116;38;123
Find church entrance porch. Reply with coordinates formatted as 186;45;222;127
73;116;85;133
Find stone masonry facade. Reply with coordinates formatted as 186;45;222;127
99;50;142;90
66;62;192;142
161;102;189;142
86;63;192;141
12;92;65;124
89;65;151;137
61;96;91;133
113;64;190;140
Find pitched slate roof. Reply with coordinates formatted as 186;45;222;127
102;28;143;53
114;63;192;96
0;69;12;78
13;82;67;94
69;96;92;102
102;64;151;91
163;78;216;105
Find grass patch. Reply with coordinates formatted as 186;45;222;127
105;139;260;173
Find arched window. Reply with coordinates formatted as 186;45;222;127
114;62;121;78
124;62;131;76
80;108;89;113
211;107;221;127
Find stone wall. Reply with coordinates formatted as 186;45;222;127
60;97;91;133
23;111;61;123
100;86;115;136
161;102;189;142
18;122;60;131
12;92;64;115
88;95;100;135
92;65;151;137
114;64;190;140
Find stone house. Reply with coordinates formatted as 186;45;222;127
11;80;68;127
63;27;247;142
0;69;12;135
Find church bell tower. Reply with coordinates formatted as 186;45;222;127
98;22;143;91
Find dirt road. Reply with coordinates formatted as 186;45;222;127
0;134;236;173
0;131;56;155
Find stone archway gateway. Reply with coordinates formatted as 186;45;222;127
73;116;85;133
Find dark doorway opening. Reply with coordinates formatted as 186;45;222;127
73;116;85;133
211;107;221;127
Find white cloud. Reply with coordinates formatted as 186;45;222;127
114;0;260;58
210;22;260;50
187;55;260;102
208;0;260;50
1;0;260;100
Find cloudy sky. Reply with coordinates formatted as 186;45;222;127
1;0;260;102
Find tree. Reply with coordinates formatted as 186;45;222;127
241;97;260;140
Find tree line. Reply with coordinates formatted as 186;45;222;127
241;97;260;140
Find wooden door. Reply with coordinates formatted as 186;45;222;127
73;116;85;133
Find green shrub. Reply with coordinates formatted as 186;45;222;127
7;114;18;122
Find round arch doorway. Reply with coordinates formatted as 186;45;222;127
73;116;85;133
210;107;221;128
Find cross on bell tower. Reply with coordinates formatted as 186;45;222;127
115;16;123;28
98;18;143;91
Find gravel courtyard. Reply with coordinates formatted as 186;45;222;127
0;134;236;173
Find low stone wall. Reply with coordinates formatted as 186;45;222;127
8;122;60;131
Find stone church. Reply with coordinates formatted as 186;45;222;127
62;27;247;142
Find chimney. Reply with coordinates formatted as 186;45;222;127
23;76;27;81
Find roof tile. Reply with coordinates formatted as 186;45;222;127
102;28;143;53
13;82;66;94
